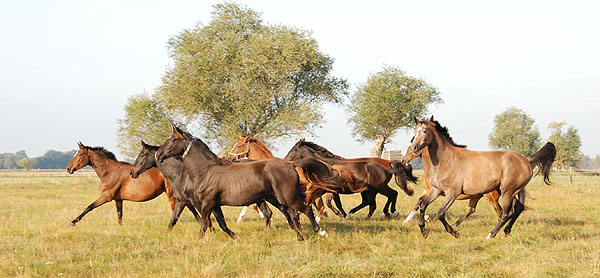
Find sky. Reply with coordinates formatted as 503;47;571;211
1;0;599;160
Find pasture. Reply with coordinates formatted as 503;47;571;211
0;170;598;277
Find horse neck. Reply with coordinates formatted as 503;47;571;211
88;151;123;180
248;143;274;160
420;130;455;169
182;139;218;181
157;158;185;190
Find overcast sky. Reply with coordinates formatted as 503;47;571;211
1;0;599;160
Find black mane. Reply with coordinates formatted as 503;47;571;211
429;120;467;148
87;146;119;161
299;140;344;159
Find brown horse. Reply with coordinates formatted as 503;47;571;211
407;116;555;238
66;142;175;226
227;136;331;222
400;145;503;226
284;139;417;219
155;125;342;240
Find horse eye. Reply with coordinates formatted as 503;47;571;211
423;130;428;133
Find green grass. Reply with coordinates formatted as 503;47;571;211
0;170;598;277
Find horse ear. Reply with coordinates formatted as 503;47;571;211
239;135;243;140
244;136;250;143
170;123;178;133
428;115;434;122
413;116;420;125
140;140;147;148
77;142;84;149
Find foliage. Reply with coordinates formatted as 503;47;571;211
1;153;17;169
17;158;36;170
34;149;77;169
347;65;441;157
548;121;582;169
1;171;599;277
488;107;541;157
117;93;179;160
156;3;347;147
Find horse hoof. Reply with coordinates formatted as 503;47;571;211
345;213;353;220
392;211;400;218
236;218;243;223
297;235;304;241
68;222;76;227
318;229;328;238
452;231;460;238
232;234;241;240
421;229;429;239
322;211;328;218
425;215;431;222
486;233;494;239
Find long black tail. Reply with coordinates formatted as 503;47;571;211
293;158;355;193
387;160;417;196
529;142;556;185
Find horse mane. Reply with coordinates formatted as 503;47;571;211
299;140;345;160
429;120;467;148
247;137;274;157
86;146;119;161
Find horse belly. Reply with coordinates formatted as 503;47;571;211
218;180;269;206
120;176;164;201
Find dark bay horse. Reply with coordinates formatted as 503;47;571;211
155;125;341;240
130;141;272;230
226;136;331;222
400;145;503;226
66;142;175;226
408;116;555;238
283;139;417;220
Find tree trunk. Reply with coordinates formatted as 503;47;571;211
370;137;385;158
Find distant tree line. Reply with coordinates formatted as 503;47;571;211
0;150;77;170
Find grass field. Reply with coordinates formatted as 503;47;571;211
0;169;598;277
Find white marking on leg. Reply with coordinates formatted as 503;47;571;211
424;214;431;222
237;206;249;223
258;209;265;219
392;211;400;217
402;210;417;225
315;215;321;223
318;229;328;238
487;233;493;239
345;212;353;219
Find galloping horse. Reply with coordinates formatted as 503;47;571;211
400;145;503;226
407;116;555;238
156;125;342;240
227;136;330;222
66;142;175;226
284;139;417;219
130;141;272;230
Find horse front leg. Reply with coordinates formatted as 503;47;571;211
436;191;461;238
69;193;112;226
417;187;442;239
256;201;272;228
115;199;123;225
167;200;187;231
213;206;239;240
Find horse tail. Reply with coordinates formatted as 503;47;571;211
387;160;417;196
516;189;530;211
529;142;556;185
293;158;360;193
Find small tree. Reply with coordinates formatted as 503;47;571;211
117;94;179;160
489;107;541;157
347;65;441;157
17;158;36;170
547;121;582;169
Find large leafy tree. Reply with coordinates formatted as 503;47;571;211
117;94;179;159
547;121;582;169
156;3;347;147
347;65;441;157
488;107;541;157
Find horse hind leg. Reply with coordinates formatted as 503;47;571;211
300;203;327;238
503;197;525;236
167;200;186;231
487;193;519;239
347;191;370;219
287;207;304;241
454;195;483;227
326;193;346;218
257;201;272;228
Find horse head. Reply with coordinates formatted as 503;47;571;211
67;142;91;174
409;116;436;155
226;135;251;160
156;124;192;163
131;140;159;178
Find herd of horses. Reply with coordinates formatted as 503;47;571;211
66;116;556;240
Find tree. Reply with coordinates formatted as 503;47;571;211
117;94;179;159
34;150;77;169
17;158;36;170
547;121;582;169
489;107;541;157
2;153;17;169
346;65;441;157
156;3;347;148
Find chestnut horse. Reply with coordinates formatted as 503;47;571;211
66;142;175;226
283;139;417;219
156;125;344;240
227;136;330;222
407;116;555;238
400;145;503;226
